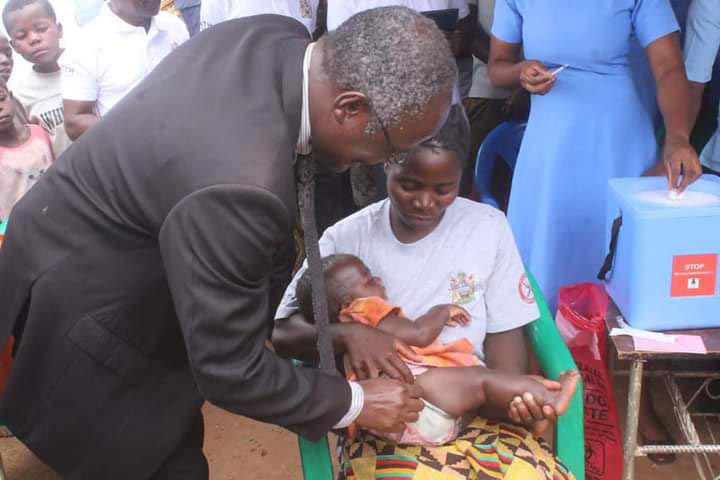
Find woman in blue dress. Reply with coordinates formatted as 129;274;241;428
488;0;701;465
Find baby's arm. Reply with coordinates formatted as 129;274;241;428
376;305;470;347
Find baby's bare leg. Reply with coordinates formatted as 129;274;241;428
415;367;491;417
415;367;579;418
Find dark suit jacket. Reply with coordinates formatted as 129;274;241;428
0;15;350;480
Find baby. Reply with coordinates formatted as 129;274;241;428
296;254;579;445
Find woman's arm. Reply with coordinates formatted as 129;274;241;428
646;33;702;192
488;37;555;94
484;327;528;374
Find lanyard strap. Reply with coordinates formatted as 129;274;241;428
296;153;336;374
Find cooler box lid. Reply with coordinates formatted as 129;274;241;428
609;175;720;219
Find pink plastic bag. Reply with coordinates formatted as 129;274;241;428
557;284;622;480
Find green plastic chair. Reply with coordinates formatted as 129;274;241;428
295;271;585;480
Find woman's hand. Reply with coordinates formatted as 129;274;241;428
507;377;561;435
339;323;421;383
520;60;555;95
663;134;702;193
508;392;558;435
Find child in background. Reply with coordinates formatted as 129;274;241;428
0;34;29;127
0;78;53;226
4;0;71;158
296;253;579;446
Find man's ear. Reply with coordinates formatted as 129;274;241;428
331;91;370;125
57;22;63;40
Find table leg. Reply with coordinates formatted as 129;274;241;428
623;359;644;480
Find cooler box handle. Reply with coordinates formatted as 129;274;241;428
597;215;622;281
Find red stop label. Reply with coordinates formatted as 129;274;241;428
671;254;718;297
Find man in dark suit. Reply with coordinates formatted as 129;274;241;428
0;7;456;480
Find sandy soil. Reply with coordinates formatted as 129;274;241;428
0;378;717;479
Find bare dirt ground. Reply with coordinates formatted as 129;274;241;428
0;377;717;479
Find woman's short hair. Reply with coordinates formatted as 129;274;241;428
398;102;471;167
424;102;471;166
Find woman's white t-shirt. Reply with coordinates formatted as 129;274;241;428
275;198;539;363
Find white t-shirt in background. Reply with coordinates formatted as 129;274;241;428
61;4;189;117
10;68;72;157
468;0;511;100
275;197;538;363
200;0;319;34
327;0;469;31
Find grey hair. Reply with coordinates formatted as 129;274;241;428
323;6;457;133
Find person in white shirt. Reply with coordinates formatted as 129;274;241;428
327;0;468;30
61;0;188;140
200;0;320;35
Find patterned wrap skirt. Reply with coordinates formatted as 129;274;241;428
339;417;575;480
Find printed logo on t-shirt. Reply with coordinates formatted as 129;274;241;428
38;106;64;132
518;273;535;304
450;272;477;305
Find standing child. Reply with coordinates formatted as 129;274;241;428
4;0;71;158
0;33;29;128
0;79;53;226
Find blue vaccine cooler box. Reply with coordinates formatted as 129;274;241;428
603;175;720;331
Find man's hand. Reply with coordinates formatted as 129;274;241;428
519;60;555;95
340;323;420;383
355;378;424;433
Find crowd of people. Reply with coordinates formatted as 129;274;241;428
0;0;718;479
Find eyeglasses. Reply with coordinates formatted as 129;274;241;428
372;105;406;166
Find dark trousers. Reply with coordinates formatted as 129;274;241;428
460;97;508;198
703;165;720;176
314;165;357;235
149;412;208;480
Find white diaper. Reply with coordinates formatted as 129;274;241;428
412;400;458;444
370;399;460;446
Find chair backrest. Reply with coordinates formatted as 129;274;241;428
473;121;527;207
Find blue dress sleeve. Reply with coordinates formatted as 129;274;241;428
684;0;720;83
632;0;679;48
492;0;522;44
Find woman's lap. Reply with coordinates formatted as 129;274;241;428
339;416;575;480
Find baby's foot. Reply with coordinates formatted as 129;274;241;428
552;370;580;416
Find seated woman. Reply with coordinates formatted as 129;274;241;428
273;104;575;480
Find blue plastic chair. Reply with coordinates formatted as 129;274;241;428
473;121;526;208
